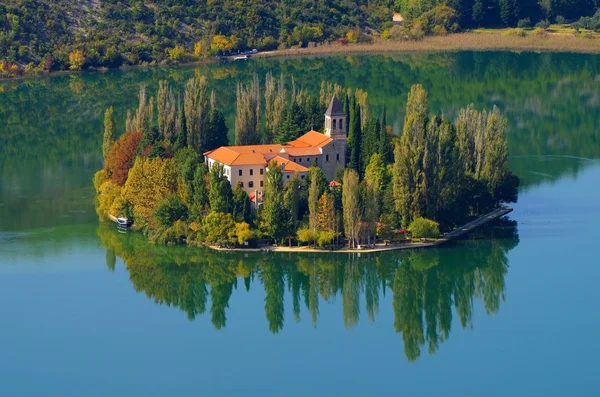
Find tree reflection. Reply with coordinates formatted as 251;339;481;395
97;218;518;361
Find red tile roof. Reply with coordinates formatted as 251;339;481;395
288;130;332;148
205;131;332;167
271;156;310;173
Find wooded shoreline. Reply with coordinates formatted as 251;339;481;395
2;31;599;82
207;206;513;255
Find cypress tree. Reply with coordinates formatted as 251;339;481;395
102;106;116;160
208;163;233;213
232;182;251;223
261;161;289;243
349;102;362;176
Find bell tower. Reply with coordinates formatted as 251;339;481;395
324;95;346;141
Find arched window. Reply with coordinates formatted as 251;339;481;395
333;119;337;130
339;119;343;130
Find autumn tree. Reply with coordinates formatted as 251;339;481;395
102;107;116;160
105;131;143;186
121;157;178;230
68;50;85;70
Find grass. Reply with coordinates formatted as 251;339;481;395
257;28;600;59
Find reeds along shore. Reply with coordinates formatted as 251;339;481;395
256;32;600;58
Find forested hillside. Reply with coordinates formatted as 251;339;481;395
0;0;393;71
0;0;599;74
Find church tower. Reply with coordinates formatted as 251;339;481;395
322;95;347;178
324;95;346;140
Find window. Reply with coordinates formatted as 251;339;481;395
326;154;329;162
260;168;264;175
249;181;254;188
301;175;305;179
336;153;340;161
240;182;244;188
339;119;343;130
239;169;242;176
315;158;318;165
333;119;337;129
287;175;290;179
260;181;263;187
250;169;254;176
306;158;310;162
299;158;302;163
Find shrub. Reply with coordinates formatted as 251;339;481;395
555;16;565;25
316;230;336;248
417;5;458;35
431;25;448;36
408;218;440;239
517;18;531;28
503;28;526;37
297;227;316;245
535;19;550;29
531;27;548;37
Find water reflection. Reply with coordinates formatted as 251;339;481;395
98;220;518;361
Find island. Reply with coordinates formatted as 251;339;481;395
94;75;519;251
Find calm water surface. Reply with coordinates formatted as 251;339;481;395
1;52;599;396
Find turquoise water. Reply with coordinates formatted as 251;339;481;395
1;52;600;396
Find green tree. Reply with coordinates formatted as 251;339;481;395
155;195;189;227
261;161;289;242
308;167;321;232
349;100;363;175
284;172;302;232
232;182;252;223
201;211;236;247
184;77;210;152
500;0;520;26
342;169;361;248
393;84;429;227
408;217;440;239
235;74;261;145
209;163;233;213
102;106;116;160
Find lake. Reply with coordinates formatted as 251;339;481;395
1;52;599;396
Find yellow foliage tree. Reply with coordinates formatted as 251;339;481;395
229;222;257;245
194;41;202;56
211;35;233;53
346;28;360;43
166;46;186;61
121;157;179;230
68;50;85;70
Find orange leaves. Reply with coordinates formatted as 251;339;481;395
105;131;143;186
